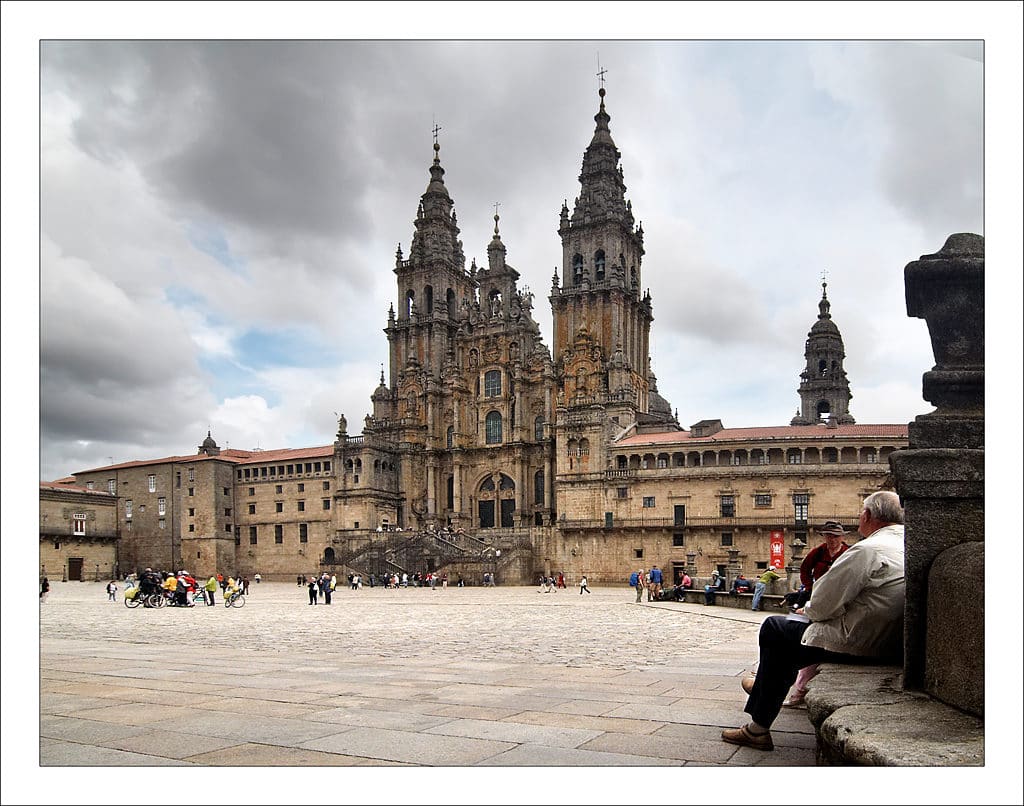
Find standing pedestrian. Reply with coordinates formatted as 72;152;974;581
106;580;118;601
40;577;50;602
254;572;261;584
204;575;218;606
307;577;319;605
579;575;591;594
648;565;663;601
631;569;645;603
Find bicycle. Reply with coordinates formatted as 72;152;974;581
224;590;246;608
124;588;166;609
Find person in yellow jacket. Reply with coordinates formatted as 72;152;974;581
225;577;240;600
204;575;218;606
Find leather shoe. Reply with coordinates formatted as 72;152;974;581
783;689;807;707
741;676;756;695
721;724;774;751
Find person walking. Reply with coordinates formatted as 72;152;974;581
106;580;118;601
631;569;645;603
579;575;591;594
40;577;50;602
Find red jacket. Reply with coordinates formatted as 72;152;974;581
799;542;850;590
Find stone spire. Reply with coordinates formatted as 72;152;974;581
570;86;634;230
408;138;465;270
791;281;855;425
486;209;507;272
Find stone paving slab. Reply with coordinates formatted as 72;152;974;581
300;726;515;765
33;582;817;770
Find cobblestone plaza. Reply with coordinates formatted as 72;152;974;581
36;582;817;770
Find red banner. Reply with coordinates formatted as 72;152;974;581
769;531;785;569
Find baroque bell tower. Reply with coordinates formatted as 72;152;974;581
791;282;855;425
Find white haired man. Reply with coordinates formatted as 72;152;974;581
721;490;905;751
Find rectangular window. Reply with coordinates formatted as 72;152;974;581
484;369;502;397
298;501;305;512
287;464;294;475
234;526;241;546
226;524;232;533
305;463;312;473
223;487;229;496
188;507;195;517
324;461;331;472
275;525;283;544
754;494;772;507
249;526;257;545
720;495;735;517
244;468;251;479
248;503;256;515
297;483;305;492
248;487;255;496
86;481;95;490
276;484;283;494
616;487;628;499
188;524;195;532
158;497;166;516
188;487;194;497
759;454;770;465
224;508;231;516
188;468;195;483
314;462;322;473
125;500;133;519
642;496;655;508
865;451;878;464
72;514;86;535
237;470;243;481
261;467;267;478
148;474;156;492
674;505;686;527
672;533;685;547
269;466;276;477
656;456;667;468
793;493;809;524
299;523;308;543
124;521;131;532
323;481;330;491
788;452;802;465
108;478;116;494
322;499;331;510
176;472;181;488
634;548;644;559
159;519;166;530
721;531;733;547
275;502;283;513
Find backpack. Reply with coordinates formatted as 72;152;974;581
629;571;639;586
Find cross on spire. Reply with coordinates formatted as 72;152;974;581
596;61;607;91
432;121;442;145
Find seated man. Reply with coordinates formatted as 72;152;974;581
722;490;905;751
703;571;726;605
731;575;754;594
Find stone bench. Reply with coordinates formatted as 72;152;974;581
805;663;984;765
676;589;785;610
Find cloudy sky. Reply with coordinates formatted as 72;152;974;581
28;35;989;481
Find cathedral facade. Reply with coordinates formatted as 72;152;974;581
55;87;906;586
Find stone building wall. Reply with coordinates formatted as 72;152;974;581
39;485;117;581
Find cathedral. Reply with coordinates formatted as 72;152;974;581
45;85;906;587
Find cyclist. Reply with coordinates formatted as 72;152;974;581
138;568;161;597
225;576;241;603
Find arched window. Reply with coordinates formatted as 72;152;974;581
425;285;434;315
479;477;495;492
446;288;457;318
594;250;606;281
446;475;454;510
498;474;515;491
485;411;503;444
816;400;831;419
446;426;454;449
324;547;335;564
534;470;545;505
534;416;545;441
572;254;584;286
405;289;415;317
484;370;502;397
819;359;828;376
630;267;637;288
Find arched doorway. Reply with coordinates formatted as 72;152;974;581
323;547;335;564
478;473;516;528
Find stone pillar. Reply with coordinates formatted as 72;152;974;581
685;551;697;577
787;535;807;592
889;233;984;716
726;547;741;584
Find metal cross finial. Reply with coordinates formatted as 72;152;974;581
432;121;442;145
596;55;607;90
493;201;501;217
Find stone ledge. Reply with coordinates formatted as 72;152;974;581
806;664;984;766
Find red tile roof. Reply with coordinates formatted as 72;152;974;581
40;481;115;497
72;445;336;475
615;423;908;448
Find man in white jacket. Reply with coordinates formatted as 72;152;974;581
721;490;905;751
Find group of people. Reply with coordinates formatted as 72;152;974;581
537;572;566;593
626;565;684;602
128;568;244;606
722;490;906;752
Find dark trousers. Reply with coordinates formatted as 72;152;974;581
309;588;317;604
744;616;858;729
